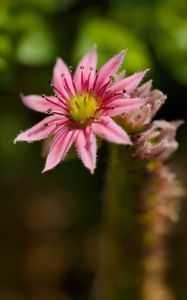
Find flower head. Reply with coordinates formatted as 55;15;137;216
119;80;167;132
15;46;146;173
133;120;183;161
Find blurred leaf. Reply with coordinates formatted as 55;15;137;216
16;30;56;66
0;57;8;71
74;18;151;73
0;35;12;57
5;12;47;33
154;5;187;86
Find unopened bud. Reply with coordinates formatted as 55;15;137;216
133;120;183;161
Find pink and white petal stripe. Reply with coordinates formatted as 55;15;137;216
14;115;61;143
21;94;66;114
110;69;149;94
43;128;78;172
74;45;97;92
95;50;127;90
92;116;132;145
76;127;96;174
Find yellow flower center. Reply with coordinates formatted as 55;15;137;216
69;93;98;122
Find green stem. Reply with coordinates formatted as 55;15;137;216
91;144;143;300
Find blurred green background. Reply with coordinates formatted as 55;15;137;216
0;0;187;299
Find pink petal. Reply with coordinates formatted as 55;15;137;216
14;116;61;143
110;69;149;94
92;116;131;145
53;58;75;98
114;70;126;82
95;50;127;90
74;45;97;92
107;97;146;117
75;127;96;174
43;128;77;172
135;79;153;97
21;94;66;114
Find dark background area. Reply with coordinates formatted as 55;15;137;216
0;0;187;299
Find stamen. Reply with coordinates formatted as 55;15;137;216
69;66;73;73
70;71;77;93
50;81;68;100
102;91;123;104
42;94;65;110
46;119;68;127
97;80;110;96
95;105;114;114
64;76;74;96
47;108;52;114
54;95;68;111
52;110;68;117
92;72;99;92
85;72;91;92
109;76;115;83
81;69;84;94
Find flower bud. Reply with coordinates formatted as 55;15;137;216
121;81;167;132
133;120;183;160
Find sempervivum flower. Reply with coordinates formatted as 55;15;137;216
119;80;167;132
133;120;183;161
14;46;147;173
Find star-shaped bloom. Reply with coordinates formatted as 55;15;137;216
15;46;147;173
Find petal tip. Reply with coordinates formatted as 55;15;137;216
90;166;95;175
127;139;133;146
144;68;150;75
14;137;18;144
42;163;52;173
92;43;98;49
14;133;24;144
20;92;24;99
123;48;128;55
42;167;48;174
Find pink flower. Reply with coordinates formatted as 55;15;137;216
15;46;146;173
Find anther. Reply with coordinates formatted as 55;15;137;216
122;89;126;93
44;123;48;127
69;66;73;73
61;73;65;77
90;67;93;71
110;76;114;83
80;65;84;70
47;108;52;114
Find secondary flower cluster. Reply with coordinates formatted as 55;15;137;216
112;70;182;163
14;46;181;173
